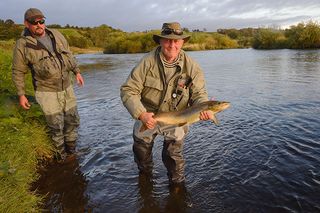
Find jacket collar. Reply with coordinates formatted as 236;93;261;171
21;28;54;44
155;46;185;72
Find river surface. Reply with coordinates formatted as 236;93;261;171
36;49;320;212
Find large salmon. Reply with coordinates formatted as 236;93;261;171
140;100;230;132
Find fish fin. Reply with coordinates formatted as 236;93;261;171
212;115;219;125
178;122;188;127
139;124;148;132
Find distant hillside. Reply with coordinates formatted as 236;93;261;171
1;19;320;53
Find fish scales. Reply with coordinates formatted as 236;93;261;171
140;100;230;132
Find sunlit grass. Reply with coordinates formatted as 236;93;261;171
57;28;84;37
0;41;54;212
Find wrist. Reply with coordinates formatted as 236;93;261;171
73;67;80;74
138;112;146;120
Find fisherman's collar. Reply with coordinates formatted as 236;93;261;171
22;27;52;38
160;51;180;67
22;28;54;44
156;46;184;70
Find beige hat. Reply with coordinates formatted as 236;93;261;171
153;22;190;44
24;8;45;21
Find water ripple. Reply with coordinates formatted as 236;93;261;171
68;49;320;212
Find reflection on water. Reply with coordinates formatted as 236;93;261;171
137;173;193;213
33;157;89;212
137;173;161;212
36;49;320;212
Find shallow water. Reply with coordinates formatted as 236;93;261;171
36;49;320;212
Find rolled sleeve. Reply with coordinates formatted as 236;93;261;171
72;67;80;75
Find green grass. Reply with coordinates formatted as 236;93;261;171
0;99;53;212
56;28;84;37
0;41;54;212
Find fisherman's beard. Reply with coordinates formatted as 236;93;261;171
33;27;45;37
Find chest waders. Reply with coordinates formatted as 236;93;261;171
25;33;80;161
133;60;191;184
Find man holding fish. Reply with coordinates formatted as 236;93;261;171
121;22;229;186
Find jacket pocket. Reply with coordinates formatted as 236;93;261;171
59;48;77;71
175;87;190;110
33;55;60;79
141;76;163;108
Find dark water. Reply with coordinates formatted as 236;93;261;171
37;49;320;212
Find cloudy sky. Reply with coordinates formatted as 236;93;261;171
1;0;320;32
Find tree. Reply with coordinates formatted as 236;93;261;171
252;28;286;49
285;21;320;48
47;24;62;28
182;27;189;33
0;19;21;40
4;19;14;25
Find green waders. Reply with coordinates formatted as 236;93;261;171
133;120;188;184
35;86;80;159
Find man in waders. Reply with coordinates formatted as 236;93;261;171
12;8;84;162
120;22;213;198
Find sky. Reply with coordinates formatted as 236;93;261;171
1;0;320;32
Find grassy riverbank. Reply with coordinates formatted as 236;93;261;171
0;40;53;212
0;39;102;211
70;46;103;55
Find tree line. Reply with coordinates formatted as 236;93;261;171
251;21;320;49
0;19;21;40
1;19;320;52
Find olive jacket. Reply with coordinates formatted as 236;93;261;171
12;28;80;96
120;47;209;119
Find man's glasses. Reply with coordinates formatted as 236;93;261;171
161;28;183;35
28;19;45;25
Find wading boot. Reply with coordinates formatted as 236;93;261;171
169;182;193;208
55;150;68;164
64;141;77;162
162;140;186;183
65;141;76;154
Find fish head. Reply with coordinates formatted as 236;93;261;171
208;101;230;113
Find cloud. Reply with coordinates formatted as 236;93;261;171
1;0;320;31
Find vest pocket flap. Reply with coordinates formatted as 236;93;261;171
144;76;163;91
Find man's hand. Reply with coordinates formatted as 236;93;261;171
200;97;215;120
139;112;157;129
19;95;31;110
76;73;84;86
200;110;213;120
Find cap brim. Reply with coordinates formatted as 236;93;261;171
153;34;190;44
27;15;45;22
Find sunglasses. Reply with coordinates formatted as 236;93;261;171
161;28;183;36
28;19;45;25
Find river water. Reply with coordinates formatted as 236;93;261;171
36;49;320;212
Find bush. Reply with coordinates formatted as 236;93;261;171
0;20;22;40
252;28;287;49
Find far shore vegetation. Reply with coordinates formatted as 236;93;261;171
1;19;320;54
1;18;320;211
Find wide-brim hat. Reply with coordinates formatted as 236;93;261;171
24;8;45;22
153;22;190;44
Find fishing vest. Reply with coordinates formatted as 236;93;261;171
13;28;79;94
